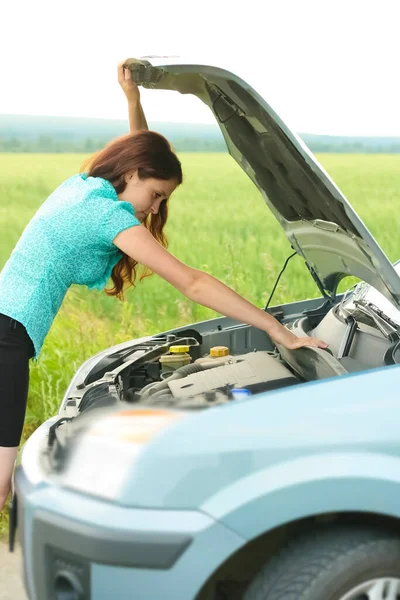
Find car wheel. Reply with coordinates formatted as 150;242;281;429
243;526;400;600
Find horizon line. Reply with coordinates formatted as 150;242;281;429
1;114;400;139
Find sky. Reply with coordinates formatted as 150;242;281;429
1;0;400;136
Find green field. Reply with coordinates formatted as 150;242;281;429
0;152;400;531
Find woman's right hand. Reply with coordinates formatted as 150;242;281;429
118;61;140;103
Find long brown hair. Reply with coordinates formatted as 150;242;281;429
81;131;183;300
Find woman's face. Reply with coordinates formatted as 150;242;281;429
118;171;178;222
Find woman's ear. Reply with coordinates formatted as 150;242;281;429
124;170;137;184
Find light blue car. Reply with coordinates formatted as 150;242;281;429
13;58;400;600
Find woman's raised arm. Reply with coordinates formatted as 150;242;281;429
118;61;148;132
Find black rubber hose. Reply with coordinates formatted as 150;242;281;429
140;362;205;398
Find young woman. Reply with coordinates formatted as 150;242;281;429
0;63;327;512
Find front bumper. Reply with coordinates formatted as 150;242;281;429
15;468;246;600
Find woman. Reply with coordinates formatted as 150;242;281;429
0;63;327;512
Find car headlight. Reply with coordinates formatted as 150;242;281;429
59;407;185;500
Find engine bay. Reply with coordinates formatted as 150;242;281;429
59;282;400;417
47;281;400;468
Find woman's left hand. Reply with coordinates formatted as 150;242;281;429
118;61;140;103
282;335;329;350
269;323;328;350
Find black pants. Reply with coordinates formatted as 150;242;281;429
0;314;35;447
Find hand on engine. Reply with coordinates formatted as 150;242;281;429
270;323;328;350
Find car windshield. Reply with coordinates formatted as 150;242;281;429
346;261;400;327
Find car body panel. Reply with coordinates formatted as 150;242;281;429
204;454;400;540
104;364;400;510
16;471;245;600
124;57;400;307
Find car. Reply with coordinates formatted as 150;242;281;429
12;57;400;600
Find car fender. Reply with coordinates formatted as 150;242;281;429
201;451;400;540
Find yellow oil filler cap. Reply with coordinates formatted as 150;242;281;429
170;345;190;353
210;346;229;357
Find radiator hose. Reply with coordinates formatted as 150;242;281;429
139;362;205;399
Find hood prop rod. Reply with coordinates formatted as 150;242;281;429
265;251;297;313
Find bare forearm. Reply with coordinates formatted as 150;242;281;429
139;103;148;130
186;271;296;344
127;98;148;132
118;61;148;132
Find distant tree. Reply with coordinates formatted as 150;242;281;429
38;136;53;151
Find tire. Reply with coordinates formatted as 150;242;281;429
243;525;400;600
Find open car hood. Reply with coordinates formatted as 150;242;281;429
125;57;400;307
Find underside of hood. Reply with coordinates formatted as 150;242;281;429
125;57;400;308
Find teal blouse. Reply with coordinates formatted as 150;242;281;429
0;173;141;358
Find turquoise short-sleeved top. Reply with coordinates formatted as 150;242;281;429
0;173;141;358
